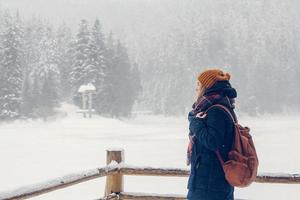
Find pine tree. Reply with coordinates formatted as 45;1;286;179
90;19;108;114
20;67;32;116
112;40;137;117
56;23;73;101
96;32;116;116
39;70;59;120
90;18;106;79
70;19;95;106
31;26;60;118
31;72;41;111
22;18;46;117
129;62;142;112
0;13;24;120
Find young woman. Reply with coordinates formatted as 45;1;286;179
187;69;237;200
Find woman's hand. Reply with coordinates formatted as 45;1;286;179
196;112;207;118
188;111;207;122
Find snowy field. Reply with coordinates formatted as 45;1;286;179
0;104;300;200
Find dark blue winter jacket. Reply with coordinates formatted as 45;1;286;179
187;83;236;200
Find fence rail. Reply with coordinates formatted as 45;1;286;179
99;192;249;200
0;166;119;200
0;149;299;200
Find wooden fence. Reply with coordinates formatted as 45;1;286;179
0;149;300;200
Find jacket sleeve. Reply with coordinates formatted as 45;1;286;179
189;107;227;151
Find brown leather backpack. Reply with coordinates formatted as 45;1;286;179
206;104;259;187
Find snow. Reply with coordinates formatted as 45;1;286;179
78;83;96;93
107;160;121;168
106;148;125;152
0;103;300;200
0;168;103;200
120;191;185;198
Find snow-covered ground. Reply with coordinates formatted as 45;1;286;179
0;104;300;200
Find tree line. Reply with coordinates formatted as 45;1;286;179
0;10;142;121
104;0;300;116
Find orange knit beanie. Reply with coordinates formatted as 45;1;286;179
197;69;231;89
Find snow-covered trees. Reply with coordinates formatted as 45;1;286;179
0;13;24;120
31;26;60;118
70;20;141;117
102;0;300;115
3;0;300;118
111;40;137;117
0;11;142;121
70;19;94;106
56;23;73;100
95;32;115;116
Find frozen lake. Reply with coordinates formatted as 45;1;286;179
0;104;300;200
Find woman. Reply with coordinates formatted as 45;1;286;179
187;69;237;200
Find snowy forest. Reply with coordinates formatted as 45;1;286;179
1;1;300;200
1;0;300;121
0;10;142;120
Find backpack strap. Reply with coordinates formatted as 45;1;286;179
204;104;237;166
205;104;238;124
215;150;225;166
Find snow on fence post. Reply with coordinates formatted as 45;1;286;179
105;149;124;196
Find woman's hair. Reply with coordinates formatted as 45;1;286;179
195;81;206;101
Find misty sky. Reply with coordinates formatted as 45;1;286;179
0;0;106;27
0;0;157;31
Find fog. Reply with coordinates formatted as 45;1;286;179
1;0;300;120
1;1;300;199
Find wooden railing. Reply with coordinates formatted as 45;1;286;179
1;149;300;200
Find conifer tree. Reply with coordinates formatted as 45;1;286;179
70;19;94;106
0;14;24;120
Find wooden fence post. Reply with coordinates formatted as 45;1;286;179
104;149;124;196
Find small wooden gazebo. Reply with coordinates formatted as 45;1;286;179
77;83;96;118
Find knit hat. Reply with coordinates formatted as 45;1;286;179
197;69;231;89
